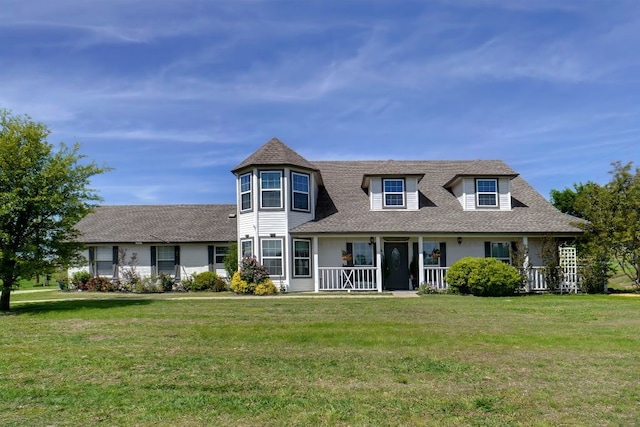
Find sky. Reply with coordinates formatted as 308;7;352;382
1;0;638;205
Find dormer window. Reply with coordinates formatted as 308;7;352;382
240;173;252;211
383;178;405;208
476;179;498;207
292;172;310;212
260;170;283;209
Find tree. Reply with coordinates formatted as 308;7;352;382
0;109;109;311
550;183;592;218
574;161;640;289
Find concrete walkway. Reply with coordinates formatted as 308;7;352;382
391;291;420;298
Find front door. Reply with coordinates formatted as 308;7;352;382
383;242;409;290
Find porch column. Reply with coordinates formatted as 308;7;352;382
522;236;529;268
313;236;319;292
375;236;382;292
418;236;424;287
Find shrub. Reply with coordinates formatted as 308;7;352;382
87;276;116;292
134;276;164;293
224;242;239;279
159;273;174;292
254;279;278;295
191;271;221;291
579;256;612;294
239;256;270;284
417;283;447;295
71;271;91;290
446;257;520;297
230;271;252;294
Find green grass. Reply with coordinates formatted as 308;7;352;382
2;293;640;426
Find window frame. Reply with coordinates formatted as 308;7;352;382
476;178;498;208
261;238;284;277
260;170;283;209
291;172;310;212
215;245;229;265
240;239;254;258
240;173;252;212
156;246;176;275
292;238;311;277
383;178;406;208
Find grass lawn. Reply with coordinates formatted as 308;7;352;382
1;293;639;426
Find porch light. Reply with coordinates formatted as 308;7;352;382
369;237;375;245
457;236;463;245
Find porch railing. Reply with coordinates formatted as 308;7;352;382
318;266;378;291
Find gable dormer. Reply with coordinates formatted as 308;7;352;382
362;171;424;211
444;173;518;211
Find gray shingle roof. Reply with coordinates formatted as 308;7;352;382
291;160;583;235
231;137;318;173
75;205;237;243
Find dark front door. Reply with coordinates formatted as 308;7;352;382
383;242;409;290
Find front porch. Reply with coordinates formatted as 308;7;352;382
316;266;579;293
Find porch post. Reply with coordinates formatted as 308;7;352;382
418;236;424;287
375;236;382;292
313;236;319;292
522;236;530;293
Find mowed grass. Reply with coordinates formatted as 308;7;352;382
2;294;639;426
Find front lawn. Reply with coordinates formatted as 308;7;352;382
1;294;639;426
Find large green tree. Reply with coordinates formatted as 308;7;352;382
574;161;640;288
0;109;109;311
550;183;592;218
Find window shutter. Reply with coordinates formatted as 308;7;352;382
439;242;447;267
88;247;95;276
346;242;353;267
484;241;491;258
112;246;119;278
150;246;157;275
174;246;181;280
208;245;214;272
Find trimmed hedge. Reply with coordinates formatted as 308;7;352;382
446;257;521;297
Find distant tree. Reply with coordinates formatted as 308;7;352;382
574;161;640;289
0;109;109;311
223;242;238;279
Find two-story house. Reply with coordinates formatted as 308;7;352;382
73;138;583;292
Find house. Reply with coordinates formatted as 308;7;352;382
73;138;583;292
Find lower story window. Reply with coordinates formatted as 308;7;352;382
262;238;283;277
157;246;175;275
293;239;311;277
490;242;511;264
353;242;373;266
215;246;229;264
422;242;440;266
95;246;113;276
241;239;253;257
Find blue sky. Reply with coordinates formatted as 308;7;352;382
1;0;638;205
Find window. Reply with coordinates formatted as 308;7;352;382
353;242;373;266
241;239;253;258
292;172;310;211
261;238;283;276
95;246;113;276
293;239;311;277
489;242;511;264
476;179;498;207
383;178;405;207
260;171;282;208
240;173;252;211
157;246;175;275
215;246;229;264
422;242;440;266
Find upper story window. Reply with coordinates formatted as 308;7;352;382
260;171;283;209
383;178;405;208
476;179;498;207
292;172;310;212
240;173;252;211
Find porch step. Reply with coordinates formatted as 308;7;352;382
391;291;419;298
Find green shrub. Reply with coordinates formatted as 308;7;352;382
159;273;174;292
87;276;116;292
191;271;220;291
417;283;448;295
71;271;91;290
224;242;239;279
239;256;270;284
230;271;252;294
254;279;278;295
134;276;164;293
446;257;520;297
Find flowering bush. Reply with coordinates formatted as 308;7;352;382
254;279;278;295
230;257;278;295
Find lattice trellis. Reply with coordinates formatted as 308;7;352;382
559;246;578;294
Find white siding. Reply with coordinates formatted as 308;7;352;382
498;178;511;210
238;211;255;238
463;178;476;210
451;180;465;208
318;238;349;267
406;177;419;210
288;278;314;292
371;178;382;210
258;211;288;235
180;245;210;278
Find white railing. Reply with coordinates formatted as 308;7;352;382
423;267;449;290
523;267;547;292
318;266;378;291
